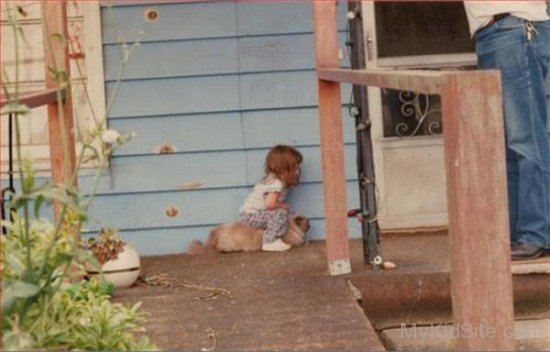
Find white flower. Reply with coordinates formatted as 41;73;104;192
102;129;121;144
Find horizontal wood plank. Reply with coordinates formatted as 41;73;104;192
104;38;239;81
86;181;361;232
107;71;352;118
0;88;65;109
242;107;356;148
82;217;363;256
110;151;247;192
106;75;240;117
7;144;360;195
109;108;357;157
245;144;359;185
109;113;244;156
108;145;359;193
240;71;352;110
101;2;237;44
102;2;348;44
318;68;443;94
240;32;349;73
104;33;350;81
236;2;348;36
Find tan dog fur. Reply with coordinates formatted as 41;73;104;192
188;214;310;254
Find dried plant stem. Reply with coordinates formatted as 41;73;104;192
71;39;139;192
8;5;33;282
140;274;234;300
83;156;109;212
181;283;235;300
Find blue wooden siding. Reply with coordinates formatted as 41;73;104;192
92;1;362;255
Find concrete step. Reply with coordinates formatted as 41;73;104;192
512;257;550;275
351;270;550;331
380;319;550;351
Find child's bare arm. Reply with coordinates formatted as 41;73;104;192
265;192;288;210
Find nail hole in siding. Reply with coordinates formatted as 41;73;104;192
154;143;176;154
178;181;203;190
144;9;159;23
164;206;180;218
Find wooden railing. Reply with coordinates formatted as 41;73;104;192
0;88;65;109
313;3;514;351
1;1;76;219
1;89;66;229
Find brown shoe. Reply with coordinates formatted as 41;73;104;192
510;243;545;261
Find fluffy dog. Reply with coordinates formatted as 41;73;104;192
188;214;310;254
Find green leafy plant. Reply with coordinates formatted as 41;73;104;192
1;217;156;351
1;3;155;350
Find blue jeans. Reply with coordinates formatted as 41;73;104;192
475;16;550;249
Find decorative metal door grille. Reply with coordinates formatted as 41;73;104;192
382;89;442;138
382;66;477;138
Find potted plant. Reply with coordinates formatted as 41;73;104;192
86;228;141;288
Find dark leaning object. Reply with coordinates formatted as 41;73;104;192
1;113;15;235
346;1;382;270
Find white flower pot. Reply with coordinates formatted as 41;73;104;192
89;244;141;288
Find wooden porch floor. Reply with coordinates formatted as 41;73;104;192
114;232;549;351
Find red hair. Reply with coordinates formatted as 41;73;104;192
264;145;303;187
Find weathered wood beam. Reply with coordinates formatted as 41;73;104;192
0;88;66;110
318;68;443;95
42;0;77;218
440;71;514;350
313;2;351;275
313;7;514;349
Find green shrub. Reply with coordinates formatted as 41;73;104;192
1;216;156;351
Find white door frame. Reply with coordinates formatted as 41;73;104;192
1;1;106;177
360;1;477;229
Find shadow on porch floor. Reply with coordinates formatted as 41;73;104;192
114;232;549;351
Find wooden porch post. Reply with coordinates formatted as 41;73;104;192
441;71;515;350
42;0;77;218
313;2;351;275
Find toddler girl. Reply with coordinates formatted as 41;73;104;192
239;145;303;251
